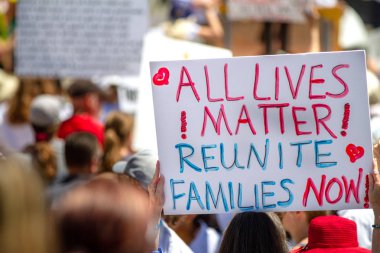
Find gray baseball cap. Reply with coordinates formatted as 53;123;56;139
112;150;157;189
30;95;62;127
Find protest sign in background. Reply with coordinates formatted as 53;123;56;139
15;0;147;78
228;0;307;23
151;51;372;214
133;29;232;154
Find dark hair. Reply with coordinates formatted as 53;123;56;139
219;212;288;253
54;177;149;253
67;80;102;98
65;132;98;169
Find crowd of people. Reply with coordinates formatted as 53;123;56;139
0;77;380;253
1;0;380;253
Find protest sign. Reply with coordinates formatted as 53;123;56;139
150;51;372;214
133;29;232;153
15;0;147;78
228;0;307;23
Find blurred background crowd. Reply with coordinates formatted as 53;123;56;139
1;0;380;253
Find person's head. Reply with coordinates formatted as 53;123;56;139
219;212;288;253
54;176;150;253
6;77;61;124
112;149;157;190
102;112;135;171
65;132;101;174
67;80;102;118
281;211;328;244
0;158;57;253
297;215;370;252
29;94;62;142
23;142;57;185
7;77;41;124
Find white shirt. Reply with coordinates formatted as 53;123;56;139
159;221;194;253
338;209;373;249
190;221;221;253
0;116;34;153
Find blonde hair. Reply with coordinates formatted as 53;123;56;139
0;158;57;253
102;112;135;171
7;78;61;124
24;142;57;185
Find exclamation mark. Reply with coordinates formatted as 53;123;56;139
180;111;187;140
364;173;369;208
341;103;351;137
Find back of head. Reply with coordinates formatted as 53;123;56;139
0;158;56;253
102;112;135;171
24;142;57;185
219;212;288;253
54;176;149;253
305;215;370;252
65;132;99;173
29;94;62;142
112;149;156;190
7;78;41;124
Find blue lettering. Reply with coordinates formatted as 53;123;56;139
315;140;337;168
238;183;254;211
186;182;205;210
262;181;276;209
290;140;312;167
205;181;229;212
201;144;219;172
277;179;294;207
170;179;185;210
175;143;202;173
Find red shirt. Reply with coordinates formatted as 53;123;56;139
57;114;104;146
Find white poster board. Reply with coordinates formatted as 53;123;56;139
133;29;232;154
151;51;372;214
228;0;307;23
15;0;148;78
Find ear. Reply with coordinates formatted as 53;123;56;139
89;157;99;174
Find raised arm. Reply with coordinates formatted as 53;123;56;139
146;161;165;252
370;143;380;252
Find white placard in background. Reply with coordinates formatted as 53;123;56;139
228;0;307;23
150;51;372;214
132;29;233;154
15;0;147;78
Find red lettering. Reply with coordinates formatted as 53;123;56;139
258;103;290;134
253;63;271;101
225;64;244;101
309;64;326;99
292;106;312;135
303;175;326;206
204;65;224;102
235;104;256;135
285;65;305;99
325;178;343;204
275;67;279;100
303;170;363;207
342;168;363;203
201;104;232;136
326;64;350;98
312;104;337;139
176;66;200;102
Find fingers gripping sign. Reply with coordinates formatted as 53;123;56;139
149;161;166;216
146;161;165;251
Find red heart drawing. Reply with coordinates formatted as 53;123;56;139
152;67;170;86
346;144;364;163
